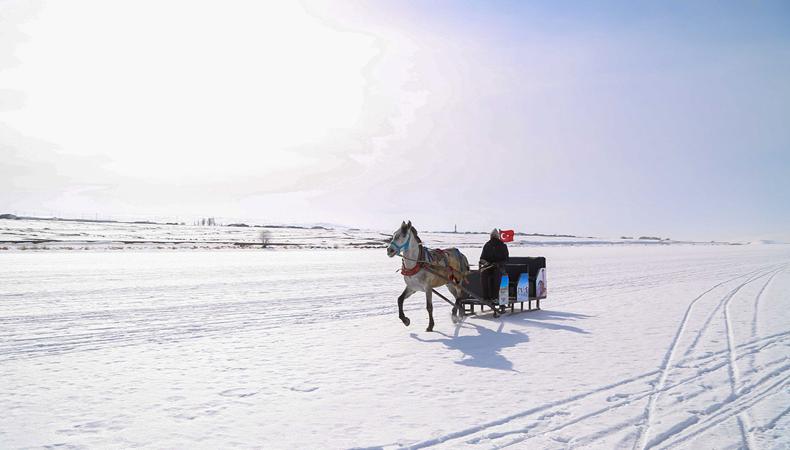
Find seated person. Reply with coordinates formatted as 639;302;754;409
479;228;509;301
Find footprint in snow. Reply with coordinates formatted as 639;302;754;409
219;388;258;398
289;384;319;393
606;393;630;402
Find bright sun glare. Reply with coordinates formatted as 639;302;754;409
1;0;377;182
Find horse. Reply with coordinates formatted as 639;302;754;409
386;220;471;331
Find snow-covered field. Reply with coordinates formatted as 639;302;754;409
1;244;789;449
0;218;718;251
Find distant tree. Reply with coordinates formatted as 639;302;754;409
259;230;271;248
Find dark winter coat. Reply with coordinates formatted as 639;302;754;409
480;237;509;268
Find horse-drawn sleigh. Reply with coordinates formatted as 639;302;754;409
387;221;547;331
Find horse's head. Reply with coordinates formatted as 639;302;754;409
387;220;413;257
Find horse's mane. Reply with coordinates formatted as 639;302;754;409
410;226;423;244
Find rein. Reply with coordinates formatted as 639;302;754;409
390;227;469;282
397;247;430;264
396;246;477;268
397;244;466;283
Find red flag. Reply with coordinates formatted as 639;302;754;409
500;229;515;242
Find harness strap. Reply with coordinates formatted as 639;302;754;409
400;245;424;276
400;246;467;284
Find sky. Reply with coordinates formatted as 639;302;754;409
1;0;789;241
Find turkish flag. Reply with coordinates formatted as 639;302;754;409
500;229;515;242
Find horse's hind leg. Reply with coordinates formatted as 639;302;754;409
448;283;465;322
398;287;415;327
425;289;435;332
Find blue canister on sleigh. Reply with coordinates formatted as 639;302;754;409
498;274;509;306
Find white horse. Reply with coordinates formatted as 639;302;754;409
386;220;471;331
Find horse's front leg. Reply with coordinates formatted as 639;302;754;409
426;289;435;332
398;287;415;327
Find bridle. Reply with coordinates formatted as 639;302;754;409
389;227;429;276
388;231;412;255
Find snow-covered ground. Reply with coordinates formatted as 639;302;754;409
0;218;724;251
1;244;788;449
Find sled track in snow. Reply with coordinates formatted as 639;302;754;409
632;264;782;450
721;264;786;449
722;270;775;449
399;335;789;449
0;290;430;362
401;264;789;449
749;268;782;375
654;366;790;449
396;333;789;448
681;265;783;360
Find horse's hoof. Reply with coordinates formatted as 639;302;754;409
401;317;410;326
426;327;433;332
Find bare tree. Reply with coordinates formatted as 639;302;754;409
259;229;271;248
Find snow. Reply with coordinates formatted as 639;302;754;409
1;244;788;449
0;218;732;251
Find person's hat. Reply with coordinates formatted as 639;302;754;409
491;228;501;240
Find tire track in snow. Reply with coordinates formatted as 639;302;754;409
748;267;782;374
400;368;662;449
722;269;783;449
632;265;778;450
481;353;790;449
569;358;790;449
481;354;789;449
754;404;790;433
397;267;786;449
725;265;786;449
676;329;790;370
397;334;789;449
682;264;784;359
551;261;747;309
642;265;788;449
653;366;790;449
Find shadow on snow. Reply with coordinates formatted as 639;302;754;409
409;309;591;371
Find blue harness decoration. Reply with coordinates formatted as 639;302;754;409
391;233;411;254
